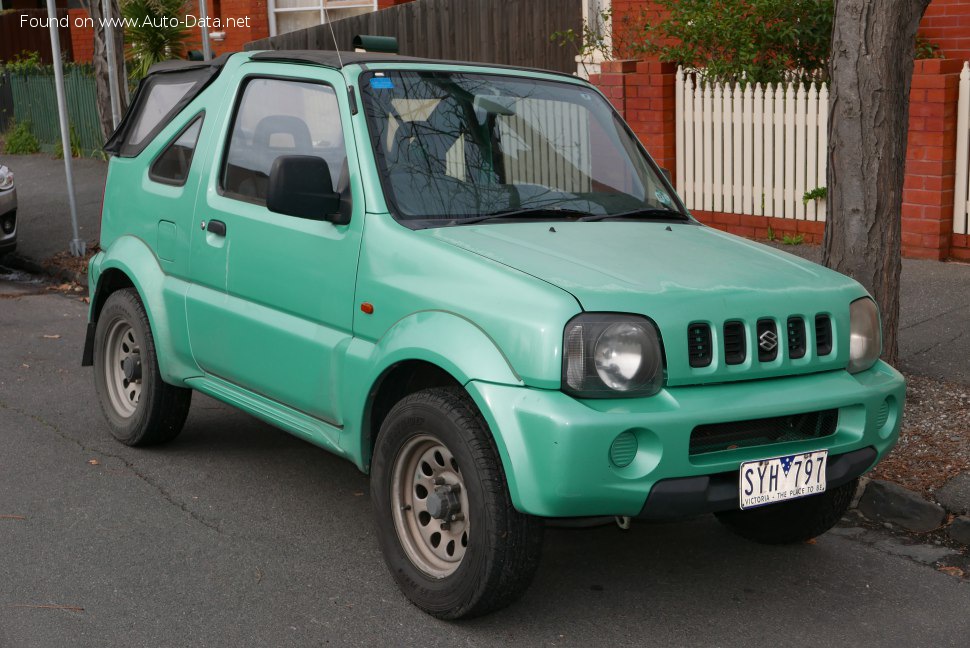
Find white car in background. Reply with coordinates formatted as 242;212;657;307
0;163;16;257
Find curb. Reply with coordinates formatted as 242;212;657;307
855;476;970;545
3;253;88;288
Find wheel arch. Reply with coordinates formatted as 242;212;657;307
83;236;199;383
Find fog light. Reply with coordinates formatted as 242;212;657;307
610;431;638;467
1;216;13;234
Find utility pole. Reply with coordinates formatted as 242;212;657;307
103;0;122;128
45;0;85;257
198;0;212;60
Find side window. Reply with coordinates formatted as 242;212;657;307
150;115;204;186
221;78;347;204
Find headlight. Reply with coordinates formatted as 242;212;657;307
563;314;665;398
848;297;881;374
0;166;13;191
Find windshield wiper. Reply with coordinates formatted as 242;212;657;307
452;207;591;226
578;207;688;222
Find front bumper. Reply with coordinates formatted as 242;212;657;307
467;361;905;518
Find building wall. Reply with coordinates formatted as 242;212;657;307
920;0;970;60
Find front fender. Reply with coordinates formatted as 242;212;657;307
341;310;524;470
88;236;199;385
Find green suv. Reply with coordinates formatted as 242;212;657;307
83;49;905;618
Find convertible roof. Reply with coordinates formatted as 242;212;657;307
248;49;578;80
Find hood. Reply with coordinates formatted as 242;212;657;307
425;221;866;386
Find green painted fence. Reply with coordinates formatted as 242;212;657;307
4;69;103;154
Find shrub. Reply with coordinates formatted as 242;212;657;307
123;0;190;80
3;121;41;155
643;0;833;85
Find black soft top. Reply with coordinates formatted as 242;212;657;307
104;55;232;157
248;49;578;80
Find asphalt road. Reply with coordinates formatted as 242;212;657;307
1;272;969;647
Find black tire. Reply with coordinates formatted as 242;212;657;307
371;387;544;619
93;288;191;446
715;478;858;545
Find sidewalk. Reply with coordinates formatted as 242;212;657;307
3;152;969;385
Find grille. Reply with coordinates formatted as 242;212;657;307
756;319;778;362
723;321;746;365
689;409;839;455
815;314;833;356
787;316;807;359
688;323;713;368
684;313;836;370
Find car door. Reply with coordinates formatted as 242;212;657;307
185;64;364;427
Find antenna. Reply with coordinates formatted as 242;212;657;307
322;4;344;67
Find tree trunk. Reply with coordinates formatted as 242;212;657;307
823;0;930;366
81;0;128;142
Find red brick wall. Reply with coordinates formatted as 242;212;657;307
901;58;963;260
920;0;970;61
68;8;94;63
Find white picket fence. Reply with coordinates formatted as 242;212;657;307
675;68;828;221
954;62;970;235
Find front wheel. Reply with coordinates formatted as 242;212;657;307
715;478;858;545
93;288;191;446
371;387;544;619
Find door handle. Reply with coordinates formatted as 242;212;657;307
206;219;227;236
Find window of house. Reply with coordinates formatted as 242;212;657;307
221;78;347;204
270;0;377;36
150;115;204;186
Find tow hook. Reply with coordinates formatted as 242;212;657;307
615;516;631;530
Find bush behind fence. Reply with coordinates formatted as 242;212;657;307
1;68;103;155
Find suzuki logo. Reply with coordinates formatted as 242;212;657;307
759;330;778;352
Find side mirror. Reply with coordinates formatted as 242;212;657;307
267;155;347;224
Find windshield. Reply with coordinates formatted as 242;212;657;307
359;70;686;225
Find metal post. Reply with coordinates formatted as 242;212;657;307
46;0;85;257
102;0;122;129
198;0;212;61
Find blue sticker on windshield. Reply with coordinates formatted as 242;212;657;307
655;190;672;205
370;77;395;89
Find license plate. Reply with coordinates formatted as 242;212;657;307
739;450;827;510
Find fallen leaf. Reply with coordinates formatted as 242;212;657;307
938;566;964;578
42;334;61;340
20;364;29;369
353;491;364;497
804;538;817;545
87;459;100;466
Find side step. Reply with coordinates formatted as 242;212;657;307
186;374;346;457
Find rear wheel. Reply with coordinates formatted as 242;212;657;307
715;479;858;544
93;288;191;446
371;387;544;619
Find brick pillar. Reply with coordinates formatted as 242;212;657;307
627;60;678;180
589;59;678;183
901;58;963;260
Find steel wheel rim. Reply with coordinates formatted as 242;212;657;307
390;433;470;578
102;318;142;418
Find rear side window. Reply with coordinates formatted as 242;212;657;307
149;115;204;186
221;77;347;204
104;61;223;158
